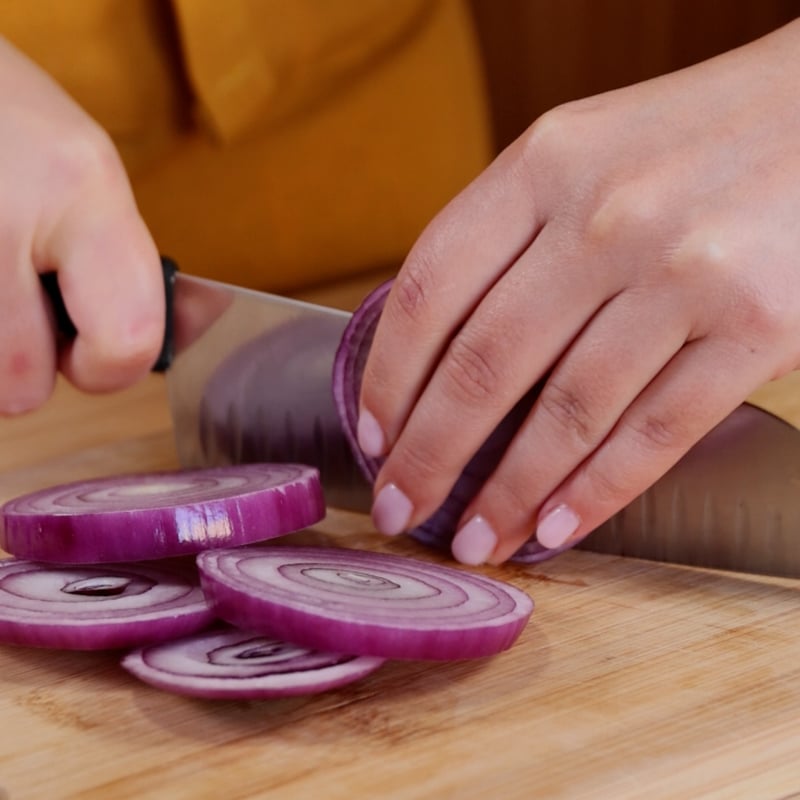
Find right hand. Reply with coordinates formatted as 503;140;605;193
0;37;164;415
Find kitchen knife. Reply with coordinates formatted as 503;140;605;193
580;403;800;578
41;257;372;511
41;259;800;577
166;266;372;511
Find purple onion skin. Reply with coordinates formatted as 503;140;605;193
332;280;573;564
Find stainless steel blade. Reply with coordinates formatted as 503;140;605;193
581;403;800;577
166;273;372;511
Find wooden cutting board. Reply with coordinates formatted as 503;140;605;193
1;275;800;799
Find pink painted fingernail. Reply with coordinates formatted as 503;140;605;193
452;515;497;566
371;483;413;536
536;504;581;549
357;409;385;457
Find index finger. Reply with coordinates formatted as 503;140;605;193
357;139;551;457
42;195;165;393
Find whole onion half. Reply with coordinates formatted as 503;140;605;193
0;463;325;564
0;559;213;650
197;315;370;511
332;280;573;564
122;625;385;699
197;546;534;660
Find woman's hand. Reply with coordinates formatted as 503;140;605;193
0;38;164;415
357;20;800;564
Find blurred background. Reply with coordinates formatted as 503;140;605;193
469;0;799;151
3;0;798;294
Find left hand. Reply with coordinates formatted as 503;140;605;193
356;20;800;565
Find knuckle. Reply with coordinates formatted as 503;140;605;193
83;326;162;389
586;182;662;250
483;474;539;529
667;227;730;286
625;409;687;455
537;380;600;448
581;461;632;508
731;307;781;353
579;409;695;510
389;250;437;326
51;123;125;195
730;288;790;343
389;436;453;503
118;318;165;367
114;333;162;370
672;228;793;342
441;334;504;406
518;99;600;181
522;104;581;163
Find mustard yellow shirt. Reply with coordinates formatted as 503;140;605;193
1;0;491;292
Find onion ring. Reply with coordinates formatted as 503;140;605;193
122;625;385;698
0;463;325;563
0;558;213;650
197;546;534;660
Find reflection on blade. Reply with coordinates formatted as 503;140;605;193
166;274;372;511
582;404;800;578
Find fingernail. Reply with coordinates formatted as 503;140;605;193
357;409;385;457
452;515;498;566
536;504;581;549
371;483;413;536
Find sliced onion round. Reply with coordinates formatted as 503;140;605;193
0;559;213;650
332;280;393;484
332;280;573;564
0;463;325;564
197;546;534;661
122;625;385;699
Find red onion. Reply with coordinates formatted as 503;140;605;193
122;625;385;699
332;279;573;563
197;546;534;660
198;315;370;511
0;559;213;650
0;463;325;564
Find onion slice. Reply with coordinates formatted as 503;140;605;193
0;463;325;564
332;280;573;564
197;546;534;660
122;625;385;699
0;559;213;650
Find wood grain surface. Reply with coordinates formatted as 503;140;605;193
1;275;799;799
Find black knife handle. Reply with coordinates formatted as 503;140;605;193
39;255;178;372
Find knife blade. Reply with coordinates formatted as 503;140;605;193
41;260;800;577
579;403;800;578
165;270;800;577
167;270;372;512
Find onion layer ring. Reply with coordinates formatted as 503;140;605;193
122;626;385;698
0;559;213;650
198;546;534;660
0;463;325;564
